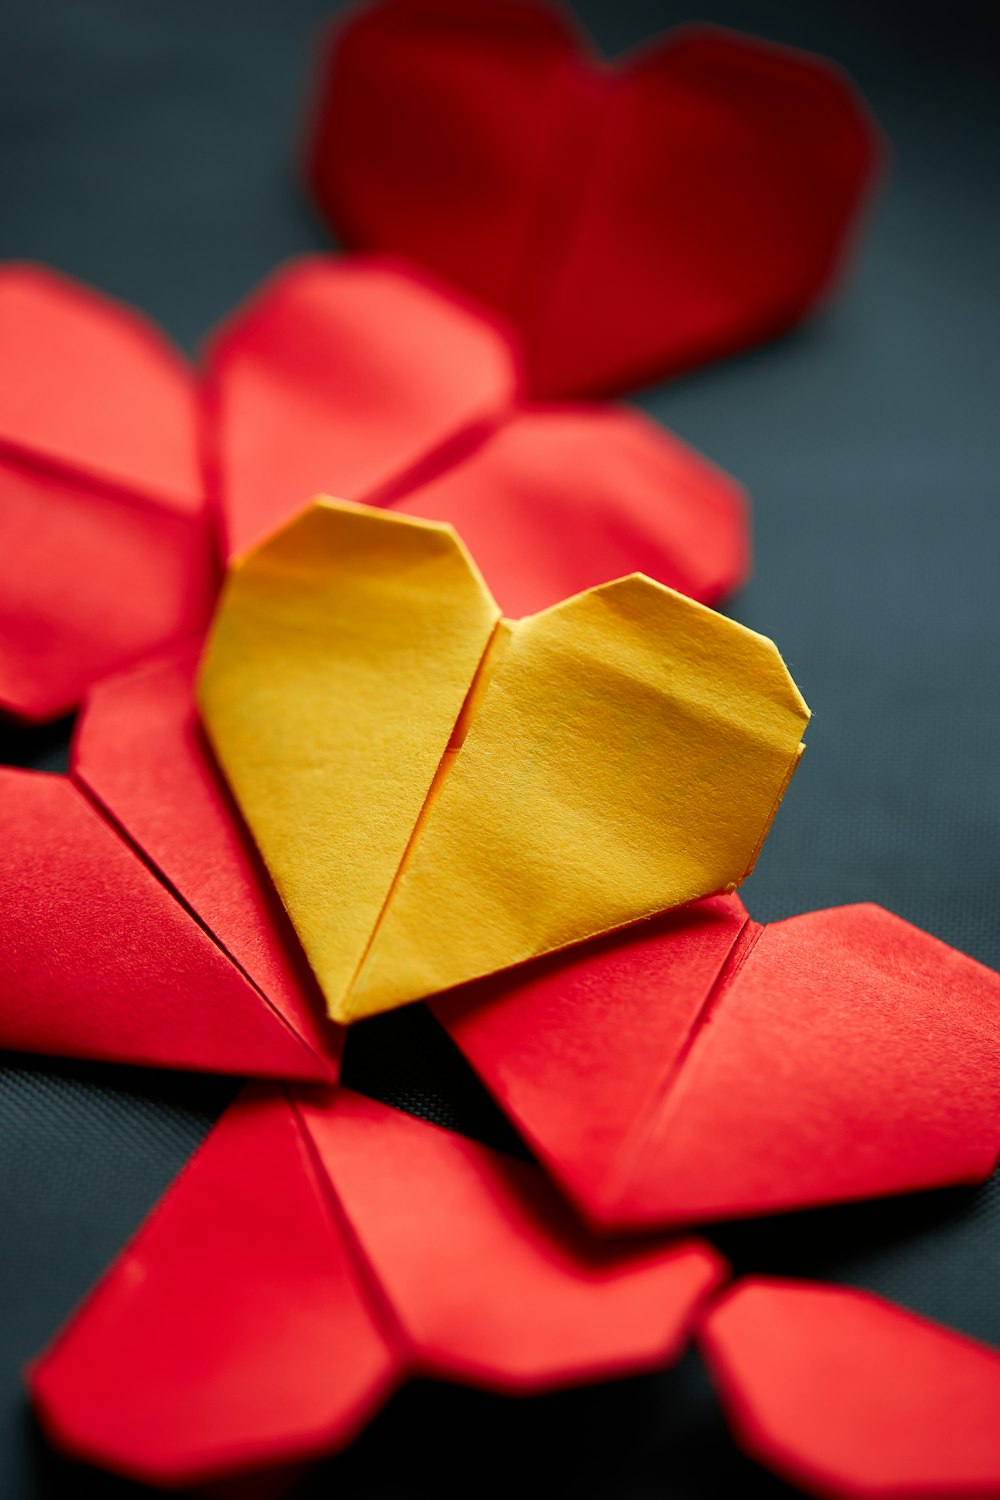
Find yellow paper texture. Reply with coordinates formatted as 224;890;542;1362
199;497;809;1022
197;499;500;1011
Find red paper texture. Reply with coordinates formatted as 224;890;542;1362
700;1278;1000;1499
209;257;749;608
389;404;747;614
206;256;517;558
0;267;217;722
434;902;1000;1230
0;767;330;1079
31;1085;724;1486
306;1;881;396
0;257;749;723
0;256;750;728
72;647;338;1070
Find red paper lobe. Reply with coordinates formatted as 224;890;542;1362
0;768;330;1081
0;264;202;508
0;267;217;722
700;1278;1000;1498
32;1087;396;1486
209;256;749;608
434;903;1000;1230
307;1;881;396
206;255;517;559
309;0;587;319
32;1086;723;1485
389;404;749;612
617;905;1000;1224
302;1089;723;1391
73;647;339;1073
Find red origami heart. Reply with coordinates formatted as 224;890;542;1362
30;1084;722;1486
209;256;749;605
433;897;1000;1230
0;257;749;724
27;1080;1000;1498
306;0;881;396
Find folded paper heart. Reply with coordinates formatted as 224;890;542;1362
31;1085;722;1486
0;256;750;723
209;255;750;601
198;497;809;1021
434;898;1000;1229
306;0;881;396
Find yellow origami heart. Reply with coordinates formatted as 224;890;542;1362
198;498;809;1022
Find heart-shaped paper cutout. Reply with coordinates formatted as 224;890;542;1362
198;498;808;1021
434;900;1000;1228
207;257;750;613
206;256;517;558
32;1085;721;1486
307;1;881;395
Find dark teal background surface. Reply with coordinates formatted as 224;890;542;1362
1;3;998;1494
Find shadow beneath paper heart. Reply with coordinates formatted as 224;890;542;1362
710;1170;1000;1347
24;1350;803;1500
343;1001;531;1160
0;713;73;775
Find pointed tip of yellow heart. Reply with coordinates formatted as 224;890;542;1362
325;985;421;1026
326;997;357;1026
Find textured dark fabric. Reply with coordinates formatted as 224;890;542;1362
0;718;72;775
1;1;999;1496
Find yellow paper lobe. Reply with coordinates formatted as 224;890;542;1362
197;497;501;1014
199;499;809;1023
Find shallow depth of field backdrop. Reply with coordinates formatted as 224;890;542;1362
1;2;998;1496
